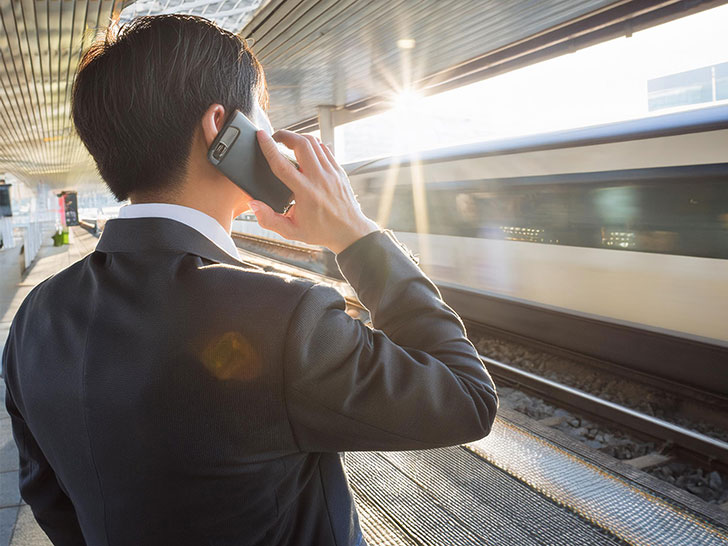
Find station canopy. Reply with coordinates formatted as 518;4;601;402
0;0;723;188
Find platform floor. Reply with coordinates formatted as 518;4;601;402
1;226;726;545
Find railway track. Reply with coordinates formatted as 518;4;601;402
231;232;728;476
483;355;728;468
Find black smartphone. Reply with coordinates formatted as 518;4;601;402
207;110;295;214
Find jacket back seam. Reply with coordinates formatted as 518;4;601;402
79;276;111;546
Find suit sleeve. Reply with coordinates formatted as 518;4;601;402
3;333;87;546
283;230;498;452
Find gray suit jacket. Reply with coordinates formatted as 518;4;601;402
4;217;498;546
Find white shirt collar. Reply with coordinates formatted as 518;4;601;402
117;203;240;260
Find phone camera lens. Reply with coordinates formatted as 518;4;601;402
213;142;227;160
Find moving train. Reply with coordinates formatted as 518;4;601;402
233;104;728;344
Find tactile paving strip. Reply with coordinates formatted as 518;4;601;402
467;419;728;546
351;486;418;546
347;448;626;545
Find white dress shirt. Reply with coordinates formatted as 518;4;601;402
117;203;240;260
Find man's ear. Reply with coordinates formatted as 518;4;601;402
201;104;226;148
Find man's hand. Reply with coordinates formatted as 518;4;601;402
249;130;379;254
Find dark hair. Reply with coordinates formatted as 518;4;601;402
72;15;267;201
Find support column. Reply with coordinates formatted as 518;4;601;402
317;105;336;154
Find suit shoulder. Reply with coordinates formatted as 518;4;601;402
195;261;346;310
195;261;316;298
14;254;91;315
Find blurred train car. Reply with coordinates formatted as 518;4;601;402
234;104;728;344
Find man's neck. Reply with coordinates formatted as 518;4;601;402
129;147;249;234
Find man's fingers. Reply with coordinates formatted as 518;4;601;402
249;200;295;240
320;142;344;173
256;131;303;190
272;130;322;174
303;134;335;172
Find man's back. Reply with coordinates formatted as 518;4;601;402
4;217;498;545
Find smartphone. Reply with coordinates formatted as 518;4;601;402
207;110;295;214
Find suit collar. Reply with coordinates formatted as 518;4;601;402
96;217;261;270
117;203;240;260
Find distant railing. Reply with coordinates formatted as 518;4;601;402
2;210;59;269
0;217;14;249
20;221;43;270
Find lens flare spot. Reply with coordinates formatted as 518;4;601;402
201;332;260;381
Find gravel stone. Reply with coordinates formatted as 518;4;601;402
709;471;722;490
648;463;728;504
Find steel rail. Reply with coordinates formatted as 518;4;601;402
231;231;321;257
481;354;728;466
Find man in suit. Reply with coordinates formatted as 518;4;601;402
3;14;498;546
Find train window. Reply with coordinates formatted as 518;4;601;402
717;63;728;101
361;166;728;260
384;188;416;234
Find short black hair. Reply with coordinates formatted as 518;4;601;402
72;15;267;201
